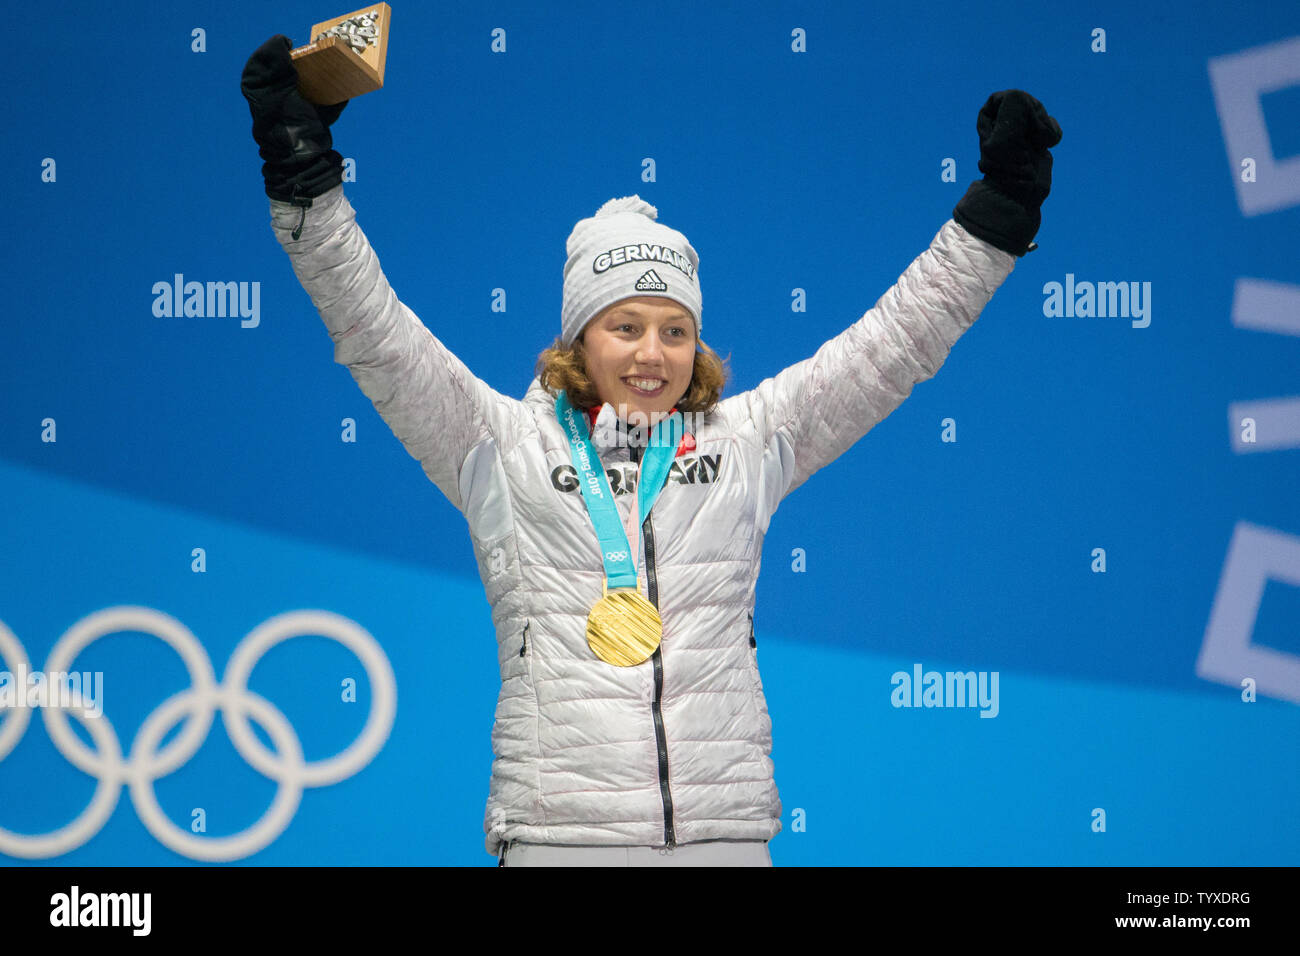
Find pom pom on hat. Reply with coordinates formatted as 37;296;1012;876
595;196;658;219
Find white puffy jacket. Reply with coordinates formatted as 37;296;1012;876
268;184;1016;857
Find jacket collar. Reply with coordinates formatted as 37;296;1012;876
586;402;694;458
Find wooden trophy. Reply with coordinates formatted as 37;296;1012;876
289;4;392;106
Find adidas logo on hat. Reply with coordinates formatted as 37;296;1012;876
635;269;668;292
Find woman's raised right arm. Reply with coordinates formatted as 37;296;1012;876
243;34;516;514
269;184;516;514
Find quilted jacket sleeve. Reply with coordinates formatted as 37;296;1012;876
727;219;1016;519
268;183;517;514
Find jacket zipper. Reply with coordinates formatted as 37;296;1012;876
519;620;530;657
632;442;676;848
749;610;757;648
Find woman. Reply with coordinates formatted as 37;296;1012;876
241;36;1060;867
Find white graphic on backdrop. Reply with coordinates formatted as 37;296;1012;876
1199;35;1300;705
1197;523;1300;705
1209;34;1300;216
1210;36;1300;455
0;606;397;861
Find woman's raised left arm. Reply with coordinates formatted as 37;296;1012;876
720;90;1061;512
725;217;1015;507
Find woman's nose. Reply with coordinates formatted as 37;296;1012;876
635;332;662;363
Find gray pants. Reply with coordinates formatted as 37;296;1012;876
499;839;772;867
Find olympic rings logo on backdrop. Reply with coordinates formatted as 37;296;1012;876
0;606;396;862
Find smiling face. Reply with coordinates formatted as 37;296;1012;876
580;296;697;423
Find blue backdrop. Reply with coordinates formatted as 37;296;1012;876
2;0;1297;865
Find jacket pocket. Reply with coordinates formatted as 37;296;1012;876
499;619;532;687
746;610;763;694
743;609;771;757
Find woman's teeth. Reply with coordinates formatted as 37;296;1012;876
625;378;665;394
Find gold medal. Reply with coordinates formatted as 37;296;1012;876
586;580;662;666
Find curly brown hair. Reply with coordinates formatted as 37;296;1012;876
534;334;731;414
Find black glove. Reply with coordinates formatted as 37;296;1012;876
952;89;1062;257
240;34;348;208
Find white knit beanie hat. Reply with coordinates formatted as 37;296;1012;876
560;195;702;348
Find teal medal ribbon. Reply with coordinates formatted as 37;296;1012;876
555;391;682;589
